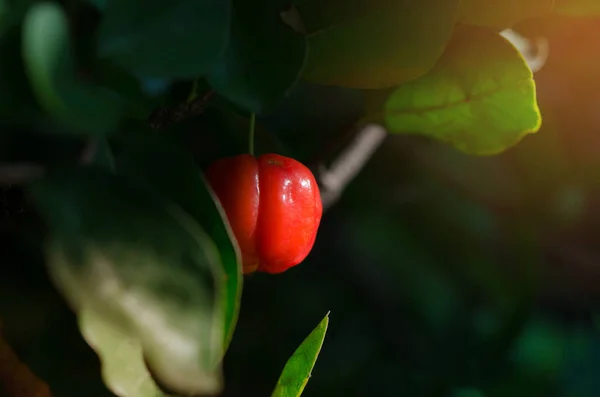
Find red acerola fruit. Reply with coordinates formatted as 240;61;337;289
205;153;322;275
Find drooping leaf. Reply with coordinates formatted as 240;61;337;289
97;0;230;79
458;0;554;29
78;309;174;397
206;0;307;113
553;0;600;15
297;0;459;89
109;126;242;353
28;166;225;396
383;25;541;155
22;2;124;136
271;313;329;397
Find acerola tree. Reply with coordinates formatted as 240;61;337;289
0;0;599;397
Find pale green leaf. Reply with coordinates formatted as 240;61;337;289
109;127;243;354
79;310;173;397
29;166;225;396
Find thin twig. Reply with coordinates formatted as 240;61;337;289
315;124;387;210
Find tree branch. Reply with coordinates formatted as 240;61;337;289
314;124;387;210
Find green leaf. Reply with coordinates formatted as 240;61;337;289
78;309;174;397
97;0;230;79
272;313;329;397
206;0;307;113
553;0;600;15
91;60;156;120
28;166;225;396
297;0;459;89
22;2;124;136
458;0;554;29
383;25;541;155
108;126;243;353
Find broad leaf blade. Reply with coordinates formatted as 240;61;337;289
22;2;124;136
78;309;173;397
29;166;225;396
206;0;307;113
272;313;329;397
383;25;541;155
109;127;243;353
298;0;459;89
98;0;230;79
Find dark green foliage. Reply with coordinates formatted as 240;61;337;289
1;1;600;397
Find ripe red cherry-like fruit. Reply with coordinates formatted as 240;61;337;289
205;153;322;274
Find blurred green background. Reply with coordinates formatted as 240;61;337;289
4;10;600;397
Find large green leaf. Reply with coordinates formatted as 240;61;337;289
271;313;329;397
108;126;242;353
458;0;554;29
297;0;459;89
22;2;124;136
206;0;307;113
97;0;230;79
78;309;174;397
28;166;225;396
383;25;541;155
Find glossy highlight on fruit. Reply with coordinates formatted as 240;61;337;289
205;153;322;274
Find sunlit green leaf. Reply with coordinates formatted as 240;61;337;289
206;0;307;113
109;126;242;353
22;2;124;136
97;0;230;79
272;313;329;397
458;0;554;29
383;25;541;155
28;166;225;396
298;0;459;88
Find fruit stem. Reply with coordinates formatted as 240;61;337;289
249;113;256;156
